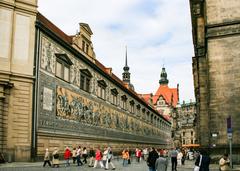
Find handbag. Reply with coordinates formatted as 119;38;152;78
193;155;202;171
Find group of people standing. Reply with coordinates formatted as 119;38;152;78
43;146;116;170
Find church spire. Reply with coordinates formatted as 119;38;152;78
159;67;169;85
122;46;130;83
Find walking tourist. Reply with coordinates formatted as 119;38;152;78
102;147;108;168
43;148;51;167
136;148;142;163
52;147;60;168
72;147;77;164
64;146;71;167
82;147;88;164
177;150;183;166
194;149;210;171
88;147;95;167
147;147;159;171
76;146;83;166
155;153;168;171
170;147;178;171
122;149;129;167
93;146;104;168
219;154;230;171
143;148;149;161
105;147;116;170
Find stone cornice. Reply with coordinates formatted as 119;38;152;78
206;21;240;38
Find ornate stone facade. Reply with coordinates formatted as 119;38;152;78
176;102;197;147
190;0;240;160
34;13;171;159
0;1;171;162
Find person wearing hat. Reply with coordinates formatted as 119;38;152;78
43;148;51;167
52;147;60;168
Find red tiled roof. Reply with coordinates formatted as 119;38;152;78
37;13;72;44
153;85;178;107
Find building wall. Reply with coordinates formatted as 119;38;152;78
190;0;240;158
0;0;37;161
35;30;171;157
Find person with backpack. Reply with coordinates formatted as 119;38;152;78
52;147;60;168
105;147;116;170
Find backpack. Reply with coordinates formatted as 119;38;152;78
53;153;59;159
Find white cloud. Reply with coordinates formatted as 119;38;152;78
38;0;195;103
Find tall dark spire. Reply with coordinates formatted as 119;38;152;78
159;67;169;85
122;46;130;83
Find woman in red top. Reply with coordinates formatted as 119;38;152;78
93;147;104;168
64;147;71;167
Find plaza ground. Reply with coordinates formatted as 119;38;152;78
1;158;240;171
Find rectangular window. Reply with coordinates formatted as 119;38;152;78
86;44;89;54
82;40;85;51
56;61;62;78
55;60;70;82
80;75;85;90
80;69;92;93
64;66;69;82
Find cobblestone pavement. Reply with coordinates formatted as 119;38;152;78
0;159;237;171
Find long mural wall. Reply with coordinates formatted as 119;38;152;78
36;32;171;155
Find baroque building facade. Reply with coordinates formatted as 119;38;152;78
139;67;179;121
0;0;171;161
190;0;240;159
177;102;198;148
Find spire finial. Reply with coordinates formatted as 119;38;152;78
125;46;128;67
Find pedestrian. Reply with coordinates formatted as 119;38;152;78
76;146;83;166
143;148;149;161
102;147;108;168
93;146;104;168
170;147;178;171
88;147;95;167
82;147;88;164
155;153;168;171
147;147;159;171
219;154;230;171
43;148;51;167
72;147;77;164
181;149;186;165
105;147;116;170
194;149;210;171
52;147;60;168
122;149;129;167
136;148;142;163
177;150;183;166
64;146;71;167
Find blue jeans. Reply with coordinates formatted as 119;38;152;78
149;167;156;171
123;159;128;166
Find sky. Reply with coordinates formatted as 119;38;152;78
38;0;195;103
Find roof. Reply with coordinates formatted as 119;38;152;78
36;12;170;124
154;85;178;107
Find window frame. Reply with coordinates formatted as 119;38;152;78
55;54;72;82
80;69;92;93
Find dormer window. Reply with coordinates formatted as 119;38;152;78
82;40;85;52
55;53;73;82
97;80;107;100
110;88;118;105
80;69;92;93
